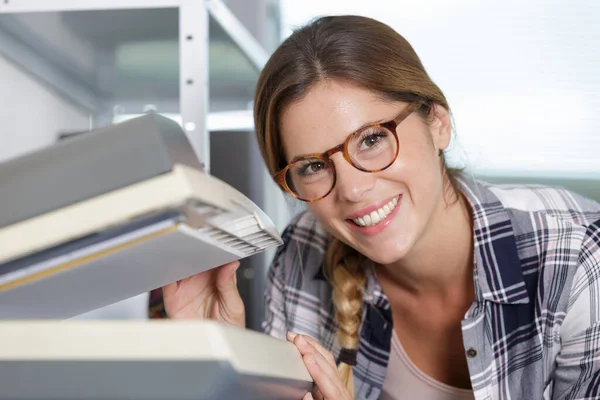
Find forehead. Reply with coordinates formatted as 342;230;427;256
279;80;397;162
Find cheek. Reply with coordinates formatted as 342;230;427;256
387;132;445;202
307;201;345;234
307;202;335;224
398;129;437;169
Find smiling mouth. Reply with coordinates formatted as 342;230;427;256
350;195;400;227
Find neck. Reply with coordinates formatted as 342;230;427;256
376;188;474;300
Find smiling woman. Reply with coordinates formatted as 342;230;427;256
250;14;600;400
253;16;470;398
162;14;600;400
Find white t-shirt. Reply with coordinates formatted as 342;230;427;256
380;331;475;400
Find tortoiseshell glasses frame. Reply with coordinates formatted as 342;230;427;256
273;100;424;202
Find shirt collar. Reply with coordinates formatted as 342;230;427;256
364;263;390;310
458;176;529;305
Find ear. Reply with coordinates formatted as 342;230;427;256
429;103;451;152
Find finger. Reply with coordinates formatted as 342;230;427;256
215;261;241;290
161;282;177;300
289;333;337;368
290;337;345;399
311;384;324;400
302;350;344;400
162;270;209;305
161;283;179;314
215;261;242;303
286;331;296;342
294;336;339;384
302;392;314;400
302;335;338;368
215;261;245;320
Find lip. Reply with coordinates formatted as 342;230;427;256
344;194;402;237
345;194;401;220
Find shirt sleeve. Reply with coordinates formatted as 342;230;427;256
261;220;297;340
553;219;600;400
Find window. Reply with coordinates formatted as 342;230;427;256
280;0;600;181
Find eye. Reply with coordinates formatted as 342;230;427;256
297;159;328;176
357;129;388;151
362;135;381;148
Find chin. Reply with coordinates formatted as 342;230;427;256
363;249;406;266
356;235;414;266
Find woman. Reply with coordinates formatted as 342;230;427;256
162;15;600;400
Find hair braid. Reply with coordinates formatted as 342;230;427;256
325;237;367;398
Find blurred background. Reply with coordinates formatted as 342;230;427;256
0;0;599;330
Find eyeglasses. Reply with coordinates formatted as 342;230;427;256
274;101;424;202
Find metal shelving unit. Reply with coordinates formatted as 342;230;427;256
0;0;269;173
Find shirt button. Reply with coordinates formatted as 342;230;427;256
466;348;478;358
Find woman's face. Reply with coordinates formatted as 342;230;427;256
279;80;452;265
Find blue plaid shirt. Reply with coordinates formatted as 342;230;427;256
262;177;600;399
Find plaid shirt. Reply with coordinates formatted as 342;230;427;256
262;177;600;400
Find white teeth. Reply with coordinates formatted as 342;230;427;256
352;196;400;227
370;211;381;224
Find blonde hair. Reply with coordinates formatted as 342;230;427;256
254;15;457;397
325;238;366;396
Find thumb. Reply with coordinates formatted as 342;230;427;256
161;282;178;308
215;261;245;325
215;260;241;292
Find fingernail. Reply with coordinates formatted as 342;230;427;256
287;331;298;341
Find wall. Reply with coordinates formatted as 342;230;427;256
279;0;600;203
0;54;89;162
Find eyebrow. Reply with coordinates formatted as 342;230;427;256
352;117;388;133
287;115;391;162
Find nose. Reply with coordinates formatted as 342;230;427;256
331;153;375;203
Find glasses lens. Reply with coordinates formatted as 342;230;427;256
285;156;334;201
348;126;398;171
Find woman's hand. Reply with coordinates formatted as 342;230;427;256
287;332;352;400
162;261;245;328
